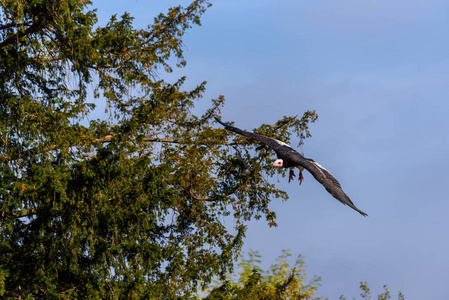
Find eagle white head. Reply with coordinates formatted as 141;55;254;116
272;159;283;168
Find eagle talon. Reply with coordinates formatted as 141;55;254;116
288;168;296;183
298;170;304;185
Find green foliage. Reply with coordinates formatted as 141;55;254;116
0;1;318;298
339;281;405;300
203;251;405;300
202;249;322;300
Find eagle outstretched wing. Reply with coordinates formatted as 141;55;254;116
291;155;368;216
214;117;293;152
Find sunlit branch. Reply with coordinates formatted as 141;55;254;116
9;208;37;218
1;134;238;162
0;20;42;49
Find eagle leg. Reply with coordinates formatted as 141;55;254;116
298;169;304;185
288;168;296;183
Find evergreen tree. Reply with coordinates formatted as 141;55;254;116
203;249;322;300
203;250;405;300
0;1;317;298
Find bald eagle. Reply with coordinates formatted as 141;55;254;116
215;117;367;217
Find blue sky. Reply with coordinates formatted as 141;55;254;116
96;1;449;299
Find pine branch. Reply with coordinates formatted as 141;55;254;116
1;134;237;163
9;208;37;218
0;20;32;31
0;20;42;49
